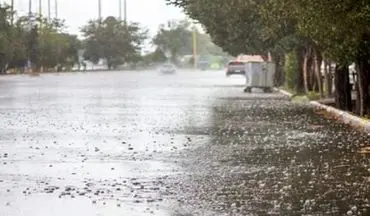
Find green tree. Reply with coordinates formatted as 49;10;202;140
150;48;167;63
167;0;279;58
198;34;226;56
167;0;370;116
18;16;82;72
82;16;148;70
152;20;193;63
0;4;14;72
167;0;298;87
284;51;298;90
293;0;370;114
152;19;227;65
0;5;81;73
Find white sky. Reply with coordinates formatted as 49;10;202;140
3;0;186;36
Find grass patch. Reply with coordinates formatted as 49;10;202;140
306;91;320;100
280;86;295;95
279;86;321;101
291;95;310;103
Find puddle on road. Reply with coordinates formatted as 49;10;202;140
0;159;188;216
1;160;182;180
0;130;213;216
0;193;176;216
1;72;370;215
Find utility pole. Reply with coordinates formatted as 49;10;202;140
124;0;127;24
39;0;42;27
98;0;102;20
29;0;32;18
55;0;58;18
28;0;33;73
119;0;122;20
192;26;197;69
28;0;33;33
48;0;51;20
39;0;42;16
10;0;14;25
39;0;43;72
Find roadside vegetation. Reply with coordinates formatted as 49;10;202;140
0;5;81;73
166;0;370;117
0;3;226;73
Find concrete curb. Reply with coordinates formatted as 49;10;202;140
275;88;370;133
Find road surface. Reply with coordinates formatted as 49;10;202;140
0;70;369;216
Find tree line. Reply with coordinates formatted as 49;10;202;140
151;19;227;65
0;3;147;72
0;3;226;73
166;0;370;117
0;4;80;73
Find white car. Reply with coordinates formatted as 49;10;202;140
226;61;246;76
159;63;176;74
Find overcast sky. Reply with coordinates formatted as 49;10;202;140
4;0;186;36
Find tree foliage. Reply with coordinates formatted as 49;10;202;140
0;3;81;72
167;0;370;116
284;51;298;90
81;16;148;69
152;19;227;63
167;0;284;58
168;0;370;64
152;20;193;63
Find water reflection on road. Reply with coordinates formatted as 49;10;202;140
0;70;369;216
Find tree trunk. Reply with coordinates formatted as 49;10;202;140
307;54;314;91
261;51;270;62
314;50;324;98
303;50;309;94
327;61;333;97
0;53;6;74
334;64;352;111
323;60;330;98
354;65;361;115
355;57;370;116
273;54;283;86
107;57;112;70
280;54;286;86
309;55;318;92
295;48;305;94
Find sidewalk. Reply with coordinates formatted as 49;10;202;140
278;89;370;133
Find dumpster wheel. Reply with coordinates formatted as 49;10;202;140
244;87;252;93
263;87;273;93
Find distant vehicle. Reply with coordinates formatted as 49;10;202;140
198;57;209;70
198;61;209;70
226;60;246;76
159;63;176;74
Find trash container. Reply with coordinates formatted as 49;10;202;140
244;61;275;93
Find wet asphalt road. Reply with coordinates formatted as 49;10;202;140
0;70;369;216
